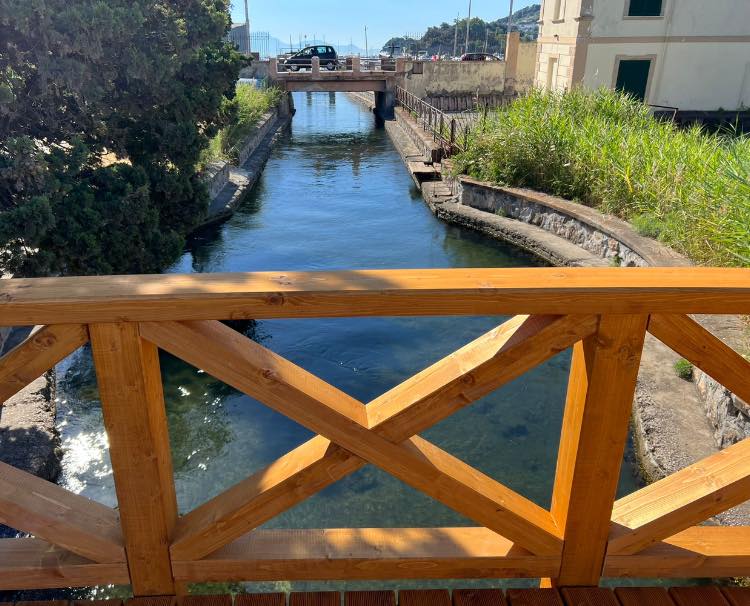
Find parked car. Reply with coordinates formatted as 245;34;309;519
282;45;338;71
460;53;501;62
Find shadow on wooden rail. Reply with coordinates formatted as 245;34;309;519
1;268;750;596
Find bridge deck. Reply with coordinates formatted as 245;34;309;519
8;588;750;606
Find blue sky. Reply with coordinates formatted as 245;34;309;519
229;0;537;51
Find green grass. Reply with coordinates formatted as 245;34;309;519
200;84;283;168
454;88;750;266
674;358;695;381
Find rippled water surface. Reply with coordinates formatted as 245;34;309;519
56;92;640;592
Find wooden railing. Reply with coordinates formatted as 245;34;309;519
2;268;750;595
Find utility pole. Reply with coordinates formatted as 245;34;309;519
453;13;459;57
464;0;472;54
508;0;515;35
365;25;369;58
243;0;251;56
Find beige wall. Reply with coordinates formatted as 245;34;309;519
535;0;750;110
517;41;539;91
401;61;506;99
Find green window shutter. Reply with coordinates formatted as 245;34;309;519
615;59;652;102
628;0;663;17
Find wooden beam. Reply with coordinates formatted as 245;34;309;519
0;461;125;563
604;526;750;578
147;320;562;558
0;324;88;404
169;314;594;562
90;323;178;596
2;268;750;325
548;315;649;586
648;314;750;404
0;538;129;590
610;436;750;556
171;528;559;582
367;314;598;437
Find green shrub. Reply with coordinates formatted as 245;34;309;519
454;88;750;266
674;358;695;381
199;84;283;168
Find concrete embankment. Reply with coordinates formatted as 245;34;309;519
376;96;750;524
197;93;295;230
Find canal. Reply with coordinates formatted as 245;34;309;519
55;92;640;592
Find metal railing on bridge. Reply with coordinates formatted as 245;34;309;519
396;87;487;156
2;268;750;595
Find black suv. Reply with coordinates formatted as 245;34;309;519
283;45;338;71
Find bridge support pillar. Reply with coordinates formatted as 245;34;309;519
375;89;396;120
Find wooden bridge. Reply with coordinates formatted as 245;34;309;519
2;268;750;600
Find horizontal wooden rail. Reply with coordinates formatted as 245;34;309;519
1;268;750;324
1;268;750;594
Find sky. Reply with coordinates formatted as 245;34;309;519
229;0;538;51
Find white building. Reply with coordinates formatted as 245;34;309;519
535;0;750;111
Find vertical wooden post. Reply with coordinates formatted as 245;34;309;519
547;315;648;587
269;57;278;75
311;55;320;76
352;56;361;73
90;323;178;596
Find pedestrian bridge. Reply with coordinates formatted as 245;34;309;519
268;56;405;117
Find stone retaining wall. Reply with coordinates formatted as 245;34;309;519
455;176;750;451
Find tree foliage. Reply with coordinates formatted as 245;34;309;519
0;0;244;276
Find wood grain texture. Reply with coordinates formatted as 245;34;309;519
180;596;232;606
610;437;750;556
604;526;750;578
345;591;396;606
0;460;124;563
156;320;561;559
722;588;750;606
453;588;507;606
126;598;176;606
289;593;338;606
235;595;286;606
90;323;178;596
0;324;88;404
171;528;559;582
505;589;563;606
559;588;618;606
169;315;589;561
669;587;730;606
3;268;750;325
648;314;750;405
549;315;649;586
613;588;675;606
399;590;451;606
0;537;129;590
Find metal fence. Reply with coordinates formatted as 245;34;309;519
395;87;485;155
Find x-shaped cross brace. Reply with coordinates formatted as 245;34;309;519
141;314;598;561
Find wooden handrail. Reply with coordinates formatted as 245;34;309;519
1;268;750;324
1;268;750;593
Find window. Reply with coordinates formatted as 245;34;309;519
546;57;559;91
615;58;652;102
552;0;563;20
317;46;328;55
627;0;663;17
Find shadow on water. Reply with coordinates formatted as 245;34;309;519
50;92;648;596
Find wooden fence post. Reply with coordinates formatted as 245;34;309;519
546;315;648;587
90;322;178;596
311;56;320;76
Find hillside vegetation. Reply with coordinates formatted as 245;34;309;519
382;4;540;57
454;89;750;266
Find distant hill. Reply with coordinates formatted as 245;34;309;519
382;4;540;58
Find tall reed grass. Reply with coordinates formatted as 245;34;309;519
454;88;750;266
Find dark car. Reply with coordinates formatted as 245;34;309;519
283;45;338;71
460;52;501;62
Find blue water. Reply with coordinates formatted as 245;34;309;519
55;92;640;594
